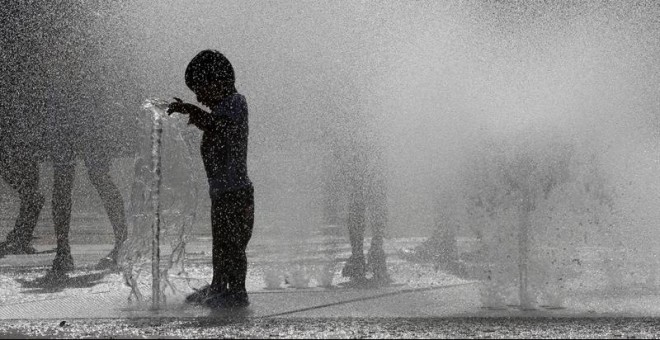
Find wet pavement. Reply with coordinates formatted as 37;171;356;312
1;236;660;338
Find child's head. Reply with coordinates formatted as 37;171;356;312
185;50;236;107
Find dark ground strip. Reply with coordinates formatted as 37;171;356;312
1;317;660;338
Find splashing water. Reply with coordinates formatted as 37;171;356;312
118;99;201;307
450;123;660;309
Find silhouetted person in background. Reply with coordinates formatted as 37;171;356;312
2;1;138;273
49;144;128;272
339;138;391;285
322;89;391;285
0;152;44;257
168;50;254;308
43;4;136;274
1;1;49;258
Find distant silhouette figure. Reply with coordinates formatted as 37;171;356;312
322;92;391;285
339;138;391;285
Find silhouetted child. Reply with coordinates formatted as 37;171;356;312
168;50;254;308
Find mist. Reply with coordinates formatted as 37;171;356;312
3;0;660;253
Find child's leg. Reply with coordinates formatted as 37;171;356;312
181;195;226;304
210;197;228;293
206;187;254;307
217;187;254;295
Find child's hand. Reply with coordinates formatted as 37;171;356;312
167;97;201;116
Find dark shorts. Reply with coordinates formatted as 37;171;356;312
211;186;255;250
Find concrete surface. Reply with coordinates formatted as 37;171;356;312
1;236;660;338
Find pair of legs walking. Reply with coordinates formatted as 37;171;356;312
1;150;126;270
342;177;390;284
51;151;127;271
186;186;254;308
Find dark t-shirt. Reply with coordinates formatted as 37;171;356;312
189;93;252;195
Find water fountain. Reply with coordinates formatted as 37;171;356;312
1;1;659;318
118;99;201;308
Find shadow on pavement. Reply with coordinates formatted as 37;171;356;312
15;270;114;294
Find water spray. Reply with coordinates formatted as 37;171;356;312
119;98;202;309
148;101;164;309
122;99;168;309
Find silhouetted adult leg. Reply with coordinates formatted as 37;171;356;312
342;185;367;281
51;150;75;272
0;153;44;256
85;154;127;269
367;167;389;276
366;174;390;282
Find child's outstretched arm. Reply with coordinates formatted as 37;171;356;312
167;98;206;117
167;98;231;132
